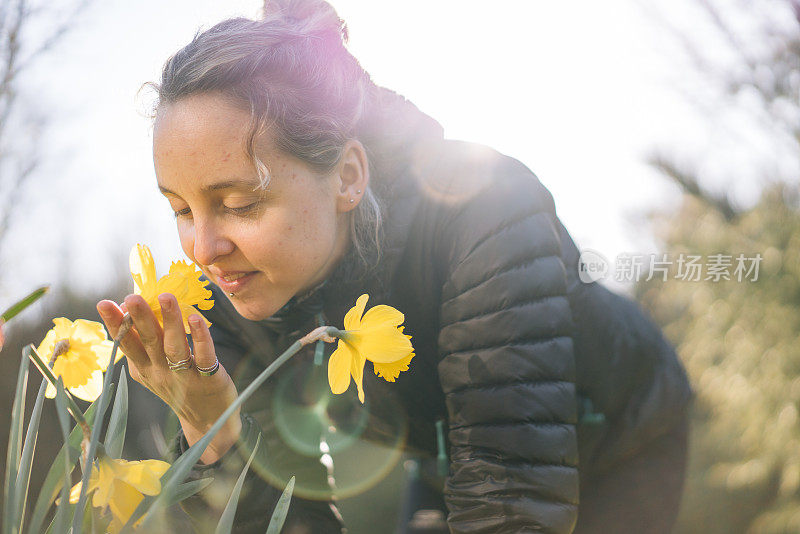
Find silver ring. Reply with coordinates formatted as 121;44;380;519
166;351;193;371
196;358;219;377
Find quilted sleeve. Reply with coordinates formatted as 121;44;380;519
436;155;580;533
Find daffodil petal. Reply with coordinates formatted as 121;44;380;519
92;459;116;508
343;294;369;331
119;459;169;495
130;244;157;295
195;298;214;311
157;269;213;321
360;304;404;329
67;480;83;504
156;272;189;300
373;352;415;382
167;260;196;278
164;262;212;300
175;263;211;298
328;341;354;394
71;319;108;344
89;338;115;370
350;347;366;404
178;306;211;334
131;273;145;296
107;480;144;526
69;370;104;402
53;353;93;390
36;329;57;364
347;326;414;363
52;318;74;340
93;338;124;364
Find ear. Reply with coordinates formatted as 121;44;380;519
335;139;370;213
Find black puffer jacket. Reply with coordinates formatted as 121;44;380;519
174;91;693;534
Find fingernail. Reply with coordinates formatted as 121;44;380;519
189;315;202;327
158;295;172;311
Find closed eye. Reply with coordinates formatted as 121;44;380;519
222;201;261;217
224;203;258;215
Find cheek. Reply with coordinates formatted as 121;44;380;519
176;224;195;261
266;210;335;268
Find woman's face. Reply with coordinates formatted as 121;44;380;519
153;93;354;321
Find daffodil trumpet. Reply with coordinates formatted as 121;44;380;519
129;243;214;334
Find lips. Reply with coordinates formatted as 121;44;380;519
213;271;258;293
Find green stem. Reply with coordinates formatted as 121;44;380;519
71;331;123;531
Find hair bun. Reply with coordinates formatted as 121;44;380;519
263;0;348;41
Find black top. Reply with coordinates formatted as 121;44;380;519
172;89;693;534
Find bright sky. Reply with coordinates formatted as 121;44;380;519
2;0;727;302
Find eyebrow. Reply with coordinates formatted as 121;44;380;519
158;179;261;196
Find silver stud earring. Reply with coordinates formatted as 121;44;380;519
356;189;362;194
229;292;235;298
349;198;355;203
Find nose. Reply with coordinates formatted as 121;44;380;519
191;218;235;267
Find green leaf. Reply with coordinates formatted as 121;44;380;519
265;476;295;534
166;478;214;507
104;365;128;458
47;503;75;534
27;398;101;534
3;347;30;534
71;339;121;531
11;376;48;534
0;285;49;323
53;380;75;534
127;338;309;532
215;434;262;534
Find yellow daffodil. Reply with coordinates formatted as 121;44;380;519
69;456;170;533
37;318;118;402
129;243;214;334
328;294;415;403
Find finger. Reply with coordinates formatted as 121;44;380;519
189;314;219;374
96;300;149;368
124;294;164;367
159;293;190;365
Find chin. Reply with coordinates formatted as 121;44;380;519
230;297;287;322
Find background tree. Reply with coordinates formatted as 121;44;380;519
0;0;90;263
639;0;800;531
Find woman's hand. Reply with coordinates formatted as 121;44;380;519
97;293;240;464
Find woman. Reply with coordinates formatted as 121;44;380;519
97;1;693;532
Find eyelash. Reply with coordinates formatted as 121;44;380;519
172;203;258;219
